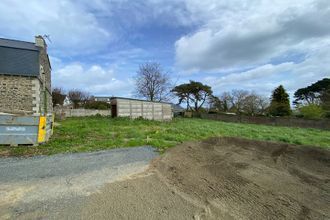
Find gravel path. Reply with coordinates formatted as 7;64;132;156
0;146;158;219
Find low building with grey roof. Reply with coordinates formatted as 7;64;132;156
93;96;112;103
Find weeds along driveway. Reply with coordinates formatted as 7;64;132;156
0;146;158;219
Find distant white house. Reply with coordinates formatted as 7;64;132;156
63;96;72;106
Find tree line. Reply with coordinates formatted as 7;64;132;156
52;88;111;110
134;62;329;119
53;62;329;119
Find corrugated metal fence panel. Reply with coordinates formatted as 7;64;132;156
0;115;39;145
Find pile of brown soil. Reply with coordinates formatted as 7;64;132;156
62;137;329;219
154;137;330;219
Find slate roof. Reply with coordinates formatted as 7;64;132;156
0;38;40;76
0;38;39;51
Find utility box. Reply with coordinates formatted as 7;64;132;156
0;114;54;146
110;97;173;121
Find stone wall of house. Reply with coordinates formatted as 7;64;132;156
39;86;53;115
0;37;53;115
0;75;40;114
0;74;52;115
37;37;53;114
38;43;51;92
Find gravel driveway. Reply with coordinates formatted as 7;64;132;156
0;146;158;219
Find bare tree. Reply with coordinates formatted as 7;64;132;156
231;90;250;114
243;93;260;116
214;91;269;115
208;95;222;112
52;87;66;107
257;96;270;115
68;89;89;108
135;62;172;101
220;92;233;112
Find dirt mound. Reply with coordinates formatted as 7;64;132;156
75;173;203;220
47;138;329;219
154;137;330;219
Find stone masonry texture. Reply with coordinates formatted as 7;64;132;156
38;44;52;114
0;37;52;115
0;75;35;114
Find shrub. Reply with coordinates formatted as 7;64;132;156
299;104;325;119
84;101;111;110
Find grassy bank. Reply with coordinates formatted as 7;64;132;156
1;116;329;156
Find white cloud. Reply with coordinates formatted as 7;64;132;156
52;62;134;96
0;0;196;56
2;0;328;98
175;0;330;72
203;47;330;98
0;0;111;56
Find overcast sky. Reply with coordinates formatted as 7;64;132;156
0;0;329;101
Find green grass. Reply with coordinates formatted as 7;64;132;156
1;116;329;156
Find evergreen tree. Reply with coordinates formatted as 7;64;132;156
269;85;291;116
293;78;330;106
172;80;213;112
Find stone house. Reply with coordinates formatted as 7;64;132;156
0;36;52;115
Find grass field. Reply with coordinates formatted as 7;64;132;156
1;116;329;156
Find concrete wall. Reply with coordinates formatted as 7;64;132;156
199;113;330;130
55;109;111;119
115;98;172;121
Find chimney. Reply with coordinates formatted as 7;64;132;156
35;35;46;48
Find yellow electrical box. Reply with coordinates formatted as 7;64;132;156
38;116;46;143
